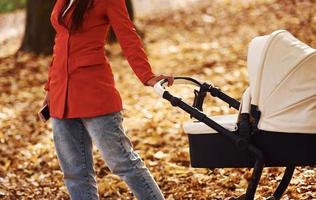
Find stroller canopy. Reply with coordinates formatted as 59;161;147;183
247;30;316;133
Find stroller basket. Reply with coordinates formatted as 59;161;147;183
153;30;316;200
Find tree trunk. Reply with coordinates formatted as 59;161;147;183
19;0;137;54
19;0;55;55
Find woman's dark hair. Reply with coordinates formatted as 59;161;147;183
58;0;94;31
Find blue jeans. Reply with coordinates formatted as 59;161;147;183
51;111;165;200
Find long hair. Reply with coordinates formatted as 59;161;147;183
58;0;94;31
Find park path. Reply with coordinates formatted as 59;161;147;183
0;10;25;57
0;10;25;44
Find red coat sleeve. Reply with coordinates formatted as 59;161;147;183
43;56;54;91
104;0;156;86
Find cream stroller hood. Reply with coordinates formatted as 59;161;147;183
246;30;316;133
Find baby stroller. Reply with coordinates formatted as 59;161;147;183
153;30;316;200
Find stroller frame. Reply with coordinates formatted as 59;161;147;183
154;76;308;200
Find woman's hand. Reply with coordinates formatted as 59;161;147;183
145;74;174;87
42;91;50;107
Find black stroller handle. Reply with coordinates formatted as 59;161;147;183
154;76;240;110
153;76;247;149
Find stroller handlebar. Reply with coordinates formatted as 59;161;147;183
153;76;247;150
153;79;165;97
153;76;204;97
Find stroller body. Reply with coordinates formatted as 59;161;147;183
154;30;316;199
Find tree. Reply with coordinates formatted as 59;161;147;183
19;0;55;55
19;0;135;55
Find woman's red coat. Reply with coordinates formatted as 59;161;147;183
44;0;156;119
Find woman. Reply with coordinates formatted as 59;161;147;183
42;0;173;199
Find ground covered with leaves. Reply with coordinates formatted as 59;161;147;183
0;0;315;199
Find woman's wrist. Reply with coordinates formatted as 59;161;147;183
145;74;174;87
144;74;157;86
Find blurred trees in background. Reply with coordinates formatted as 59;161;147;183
17;0;135;55
19;0;55;55
0;0;26;13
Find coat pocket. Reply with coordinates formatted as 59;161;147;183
68;53;107;74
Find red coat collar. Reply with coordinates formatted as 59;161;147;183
52;0;76;31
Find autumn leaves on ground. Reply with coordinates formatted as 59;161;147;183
0;0;315;199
